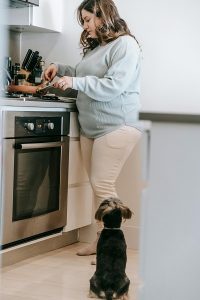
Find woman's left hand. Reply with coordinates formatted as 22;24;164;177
53;76;73;90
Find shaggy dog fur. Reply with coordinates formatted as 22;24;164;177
89;198;133;300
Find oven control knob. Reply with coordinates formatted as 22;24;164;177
25;123;35;131
47;122;55;130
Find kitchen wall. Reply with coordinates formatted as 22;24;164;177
10;0;200;114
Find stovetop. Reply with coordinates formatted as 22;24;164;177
2;93;76;103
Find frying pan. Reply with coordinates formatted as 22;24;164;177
7;81;54;95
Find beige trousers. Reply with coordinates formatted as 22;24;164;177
80;126;142;210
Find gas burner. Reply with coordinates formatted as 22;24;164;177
4;92;59;101
4;92;35;99
4;93;24;98
3;92;76;103
40;94;60;101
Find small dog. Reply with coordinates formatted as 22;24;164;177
89;197;133;300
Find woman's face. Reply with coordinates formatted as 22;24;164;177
81;9;102;38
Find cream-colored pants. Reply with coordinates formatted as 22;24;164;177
80;126;142;209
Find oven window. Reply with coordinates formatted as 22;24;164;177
13;147;61;221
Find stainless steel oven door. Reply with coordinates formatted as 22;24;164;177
1;136;69;246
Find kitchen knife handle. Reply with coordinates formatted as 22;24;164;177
21;49;33;70
26;51;39;72
24;51;35;71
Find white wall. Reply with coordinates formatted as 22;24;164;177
18;0;200;114
114;0;200;114
151;0;200;114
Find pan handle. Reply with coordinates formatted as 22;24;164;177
36;82;54;95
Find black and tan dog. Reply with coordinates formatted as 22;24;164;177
89;197;133;300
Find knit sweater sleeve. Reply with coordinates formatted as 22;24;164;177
54;63;76;77
72;37;140;102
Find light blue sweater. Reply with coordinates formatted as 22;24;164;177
56;35;142;138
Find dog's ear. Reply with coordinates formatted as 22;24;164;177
95;199;110;221
120;205;133;219
95;198;133;221
95;206;104;221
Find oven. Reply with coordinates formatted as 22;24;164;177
1;109;70;248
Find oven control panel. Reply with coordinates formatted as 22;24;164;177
15;117;62;137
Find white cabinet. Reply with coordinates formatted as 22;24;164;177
65;184;93;232
6;0;62;32
138;120;200;300
63;112;93;232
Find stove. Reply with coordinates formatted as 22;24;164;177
3;93;76;103
0;108;70;248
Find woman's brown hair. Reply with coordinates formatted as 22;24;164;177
77;0;139;55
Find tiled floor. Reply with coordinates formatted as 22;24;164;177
0;242;140;300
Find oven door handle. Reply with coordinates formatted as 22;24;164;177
14;141;64;150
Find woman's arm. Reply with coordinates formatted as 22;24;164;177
55;63;76;77
72;38;141;101
43;63;76;82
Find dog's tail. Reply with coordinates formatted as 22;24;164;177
105;289;114;300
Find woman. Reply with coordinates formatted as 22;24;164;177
44;0;142;256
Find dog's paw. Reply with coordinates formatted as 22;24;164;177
119;294;129;300
88;290;98;298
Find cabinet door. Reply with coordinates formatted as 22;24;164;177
68;140;89;185
63;185;93;232
64;137;93;232
6;0;62;32
32;0;62;32
69;112;80;138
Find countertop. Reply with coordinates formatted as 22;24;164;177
0;97;77;111
0;98;152;130
1;97;199;122
139;111;200;123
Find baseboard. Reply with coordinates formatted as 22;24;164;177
0;229;78;268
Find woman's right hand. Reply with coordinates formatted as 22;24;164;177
43;64;58;82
